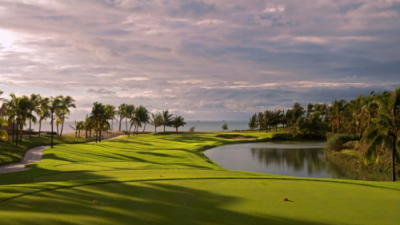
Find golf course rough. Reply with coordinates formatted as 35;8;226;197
0;132;399;225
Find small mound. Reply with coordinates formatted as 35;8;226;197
282;198;289;202
216;134;257;140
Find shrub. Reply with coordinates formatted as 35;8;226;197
325;134;359;151
272;132;294;140
0;130;8;140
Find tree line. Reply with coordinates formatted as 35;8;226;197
73;103;187;143
248;87;400;181
0;92;187;148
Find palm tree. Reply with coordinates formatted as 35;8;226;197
363;88;400;181
117;104;126;131
27;94;40;140
36;97;50;137
150;113;162;133
104;105;116;131
161;110;173;132
256;112;264;132
306;103;314;118
3;94;33;146
222;123;228;132
292;102;305;127
90;102;106;143
76;121;85;137
84;114;94;138
58;95;76;137
47;96;63;148
124;104;135;132
70;120;78;138
331;99;347;133
172;116;186;132
248;113;257;130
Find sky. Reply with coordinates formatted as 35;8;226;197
0;0;399;121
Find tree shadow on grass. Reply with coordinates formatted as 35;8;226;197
0;180;329;225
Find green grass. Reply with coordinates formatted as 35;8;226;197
0;135;95;165
0;132;399;224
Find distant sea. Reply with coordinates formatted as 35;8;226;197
30;120;250;134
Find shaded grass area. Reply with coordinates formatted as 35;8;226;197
0;178;399;225
0;132;399;224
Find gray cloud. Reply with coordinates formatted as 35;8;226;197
87;88;116;95
0;0;399;120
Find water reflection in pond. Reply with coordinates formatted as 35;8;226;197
205;142;392;181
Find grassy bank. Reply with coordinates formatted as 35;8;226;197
0;132;399;224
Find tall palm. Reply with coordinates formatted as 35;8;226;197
46;96;63;148
76;121;85;137
150;113;162;133
363;88;400;181
124;104;135;132
161;110;173;132
58;95;76;137
172;116;186;132
84;114;94;138
130;105;149;134
248;113;257;130
27;94;40;140
257;112;264;132
332;99;347;133
306;103;314;118
105;105;116;131
292;102;305;127
117;104;126;131
3;94;33;146
36;97;50;137
90;102;106;143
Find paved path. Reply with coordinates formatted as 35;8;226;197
0;135;125;174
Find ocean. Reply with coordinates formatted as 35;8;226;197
29;120;250;134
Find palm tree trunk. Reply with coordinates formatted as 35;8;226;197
392;136;397;182
143;123;146;133
56;124;59;137
15;121;18;146
125;118;128;132
20;124;23;141
164;125;166;132
60;117;64;137
29;119;32;140
99;121;102;143
119;117;122;131
12;122;15;143
85;129;88;138
51;112;54;148
39;120;42;137
176;127;178;132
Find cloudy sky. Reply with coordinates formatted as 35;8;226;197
0;0;399;120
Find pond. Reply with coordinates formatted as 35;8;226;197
204;141;393;181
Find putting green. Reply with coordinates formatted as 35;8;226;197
0;132;399;224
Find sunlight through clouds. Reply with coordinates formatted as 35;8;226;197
0;0;399;120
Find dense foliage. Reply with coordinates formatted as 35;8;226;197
248;87;400;181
